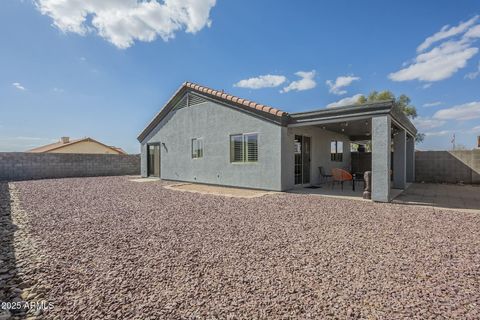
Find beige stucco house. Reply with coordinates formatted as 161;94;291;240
28;137;127;155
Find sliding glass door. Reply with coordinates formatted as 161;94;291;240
294;135;311;185
147;144;160;177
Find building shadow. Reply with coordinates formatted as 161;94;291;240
0;182;24;318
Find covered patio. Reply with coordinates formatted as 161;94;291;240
287;100;417;202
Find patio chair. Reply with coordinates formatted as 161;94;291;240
331;168;353;191
318;166;332;184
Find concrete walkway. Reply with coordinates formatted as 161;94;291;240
164;182;276;198
393;183;480;212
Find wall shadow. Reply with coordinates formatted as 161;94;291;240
0;182;24;318
416;151;479;184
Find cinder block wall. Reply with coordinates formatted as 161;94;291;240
0;153;140;181
352;150;480;184
415;150;480;184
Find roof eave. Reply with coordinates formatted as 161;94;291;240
288;100;417;136
137;82;288;142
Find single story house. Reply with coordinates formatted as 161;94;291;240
138;82;417;202
28;137;127;155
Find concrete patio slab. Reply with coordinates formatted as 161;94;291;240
290;182;405;202
129;177;161;182
393;183;480;213
164;182;276;198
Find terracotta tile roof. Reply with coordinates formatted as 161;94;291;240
28;137;127;154
184;82;287;117
138;81;289;142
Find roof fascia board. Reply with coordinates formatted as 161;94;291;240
288;110;390;127
290;101;393;118
391;118;416;137
389;106;418;136
137;86;188;143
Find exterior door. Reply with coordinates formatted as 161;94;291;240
147;144;160;177
294;135;311;185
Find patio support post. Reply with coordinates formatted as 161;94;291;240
393;128;406;189
371;115;391;202
406;135;415;183
140;143;148;178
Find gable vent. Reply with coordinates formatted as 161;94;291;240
174;95;188;110
188;94;207;107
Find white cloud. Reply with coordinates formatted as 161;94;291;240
465;24;480;39
465;61;480;79
390;16;480;82
423;101;442;107
417;15;478;52
389;40;478;82
281;70;316;93
422;83;432;89
12;82;26;90
424;130;454;137
326;75;360;95
35;0;217;49
326;94;363;109
412;116;446;130
234;75;286;89
470;125;480;133
434;101;480;121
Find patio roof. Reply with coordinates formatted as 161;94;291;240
288;100;417;136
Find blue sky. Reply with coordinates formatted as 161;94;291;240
1;0;480;153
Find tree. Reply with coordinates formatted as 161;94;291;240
356;90;423;142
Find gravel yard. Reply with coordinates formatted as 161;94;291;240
3;176;480;319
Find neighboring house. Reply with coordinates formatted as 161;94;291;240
138;82;417;202
28;137;127;155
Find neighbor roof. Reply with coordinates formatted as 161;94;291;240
28;137;127;154
137;82;289;142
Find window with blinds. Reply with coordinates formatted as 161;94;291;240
230;133;258;163
245;134;258;162
191;138;204;159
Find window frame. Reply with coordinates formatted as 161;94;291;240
330;140;344;162
191;137;204;159
230;132;258;163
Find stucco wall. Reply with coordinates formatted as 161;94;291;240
0;153;140;181
141;100;284;191
47;140;121;154
282;126;351;189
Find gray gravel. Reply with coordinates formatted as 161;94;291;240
8;176;480;319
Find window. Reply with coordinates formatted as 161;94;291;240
191;138;203;158
230;133;258;163
330;140;343;162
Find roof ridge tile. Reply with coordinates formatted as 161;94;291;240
183;81;287;117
